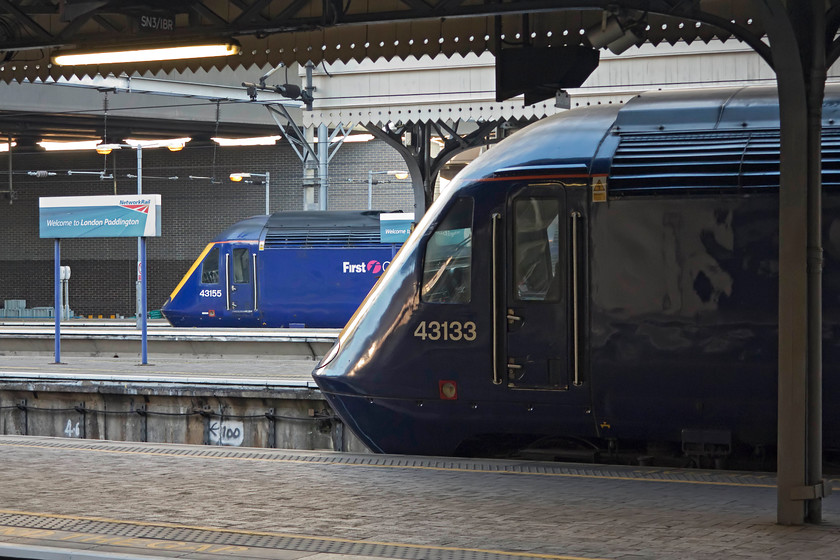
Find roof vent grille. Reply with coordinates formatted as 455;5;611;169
609;128;840;194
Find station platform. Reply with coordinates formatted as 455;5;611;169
0;320;340;358
0;353;318;387
0;436;839;560
0;351;368;453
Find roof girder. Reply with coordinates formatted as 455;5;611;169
0;1;803;83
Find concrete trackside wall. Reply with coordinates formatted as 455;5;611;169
0;382;369;453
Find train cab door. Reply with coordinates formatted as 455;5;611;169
503;184;586;391
225;244;256;313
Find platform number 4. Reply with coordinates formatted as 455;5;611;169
64;419;81;438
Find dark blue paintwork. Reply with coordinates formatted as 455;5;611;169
313;85;840;458
161;211;399;328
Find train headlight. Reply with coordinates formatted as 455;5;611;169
316;340;341;369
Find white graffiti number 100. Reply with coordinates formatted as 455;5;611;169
413;320;477;342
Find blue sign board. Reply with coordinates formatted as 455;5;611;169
39;194;162;238
380;213;414;243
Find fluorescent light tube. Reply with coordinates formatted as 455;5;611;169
52;43;240;66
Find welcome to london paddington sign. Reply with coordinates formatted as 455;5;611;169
39;195;162;238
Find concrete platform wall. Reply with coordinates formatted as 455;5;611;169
0;382;368;453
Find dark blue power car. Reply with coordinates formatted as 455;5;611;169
313;85;840;466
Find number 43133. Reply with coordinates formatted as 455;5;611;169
413;320;476;342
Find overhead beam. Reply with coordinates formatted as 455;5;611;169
188;1;228;27
0;0;54;41
264;0;312;29
47;75;304;106
232;0;274;26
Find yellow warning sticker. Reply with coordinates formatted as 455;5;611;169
591;176;607;203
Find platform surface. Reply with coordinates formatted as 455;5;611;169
0;354;319;387
0;436;839;560
0;320;340;360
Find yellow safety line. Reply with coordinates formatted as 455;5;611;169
0;440;792;489
0;510;608;560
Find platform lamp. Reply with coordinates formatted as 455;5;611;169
93;138;189;365
230;172;270;215
368;170;410;210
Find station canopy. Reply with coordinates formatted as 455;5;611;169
0;1;775;84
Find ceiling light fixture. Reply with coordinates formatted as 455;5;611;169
52;42;240;66
95;138;190;155
213;136;282;147
38;140;104;152
125;137;191;151
312;134;375;144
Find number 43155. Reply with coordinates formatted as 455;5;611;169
413;320;476;342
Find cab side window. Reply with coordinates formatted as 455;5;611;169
232;248;251;283
201;246;220;284
421;197;474;304
513;198;560;301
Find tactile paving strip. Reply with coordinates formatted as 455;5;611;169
0;436;804;488
0;512;541;560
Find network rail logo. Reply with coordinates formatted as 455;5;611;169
342;260;390;274
120;199;152;214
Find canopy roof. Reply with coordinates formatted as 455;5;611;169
0;1;780;83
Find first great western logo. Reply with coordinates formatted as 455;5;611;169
342;260;390;274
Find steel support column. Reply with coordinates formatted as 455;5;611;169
759;0;827;525
136;146;148;365
53;238;61;364
364;120;501;217
318;124;328;209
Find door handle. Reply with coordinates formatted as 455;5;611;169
571;210;582;387
252;253;258;311
491;212;502;385
507;360;523;382
231;285;237;292
225;253;231;311
506;309;522;324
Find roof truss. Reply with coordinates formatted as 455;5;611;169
1;1;825;83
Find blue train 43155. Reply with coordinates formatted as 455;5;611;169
161;211;408;328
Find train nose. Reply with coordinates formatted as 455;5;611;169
311;340;362;395
312;340;340;381
159;297;173;323
311;369;341;394
159;297;187;326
